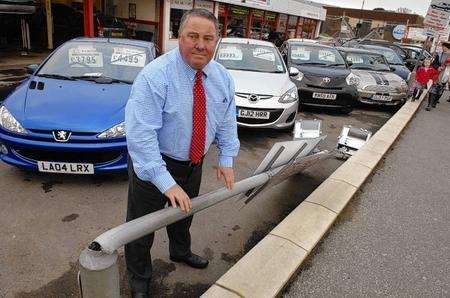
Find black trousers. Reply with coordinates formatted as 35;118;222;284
428;84;444;107
125;155;203;293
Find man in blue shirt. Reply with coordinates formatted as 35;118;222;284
125;8;239;297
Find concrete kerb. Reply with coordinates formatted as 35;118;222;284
201;93;427;298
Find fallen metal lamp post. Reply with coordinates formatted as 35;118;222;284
78;136;330;297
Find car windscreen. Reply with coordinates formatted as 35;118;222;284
215;43;286;73
289;44;346;67
37;41;150;83
366;47;403;65
344;52;390;71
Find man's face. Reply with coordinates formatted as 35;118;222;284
179;16;218;70
423;59;431;67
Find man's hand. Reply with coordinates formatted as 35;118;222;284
216;166;235;190
164;185;192;213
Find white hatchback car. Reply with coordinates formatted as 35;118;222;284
215;38;299;129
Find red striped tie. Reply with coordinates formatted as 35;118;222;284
189;71;206;164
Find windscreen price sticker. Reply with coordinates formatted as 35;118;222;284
291;47;310;60
347;55;363;64
68;47;103;67
253;48;275;61
318;50;336;62
111;47;146;67
218;46;243;60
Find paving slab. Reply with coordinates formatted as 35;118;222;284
349;148;384;169
361;138;391;155
207;234;307;298
328;161;373;189
270;202;337;252
305;178;357;214
201;285;241;298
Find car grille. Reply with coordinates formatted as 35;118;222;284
237;108;283;125
28;129;98;136
13;148;123;164
235;93;273;102
363;85;398;93
306;84;343;90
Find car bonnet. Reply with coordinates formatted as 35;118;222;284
20;78;131;133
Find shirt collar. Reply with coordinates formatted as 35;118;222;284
176;47;212;82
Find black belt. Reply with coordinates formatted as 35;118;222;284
161;154;204;167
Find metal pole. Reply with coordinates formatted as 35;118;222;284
94;172;270;254
79;248;120;298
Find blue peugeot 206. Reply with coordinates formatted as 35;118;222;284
0;37;155;174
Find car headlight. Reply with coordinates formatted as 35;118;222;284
0;106;27;134
98;122;125;139
295;71;304;81
278;87;298;104
346;73;360;86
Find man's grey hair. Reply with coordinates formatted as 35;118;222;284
178;8;219;36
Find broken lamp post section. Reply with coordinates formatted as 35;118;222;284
337;125;372;158
78;132;330;297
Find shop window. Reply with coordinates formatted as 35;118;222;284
227;5;248;38
296;17;304;38
278;14;287;33
288;15;298;39
250;9;264;39
302;19;317;39
169;0;194;39
218;3;229;37
263;11;277;41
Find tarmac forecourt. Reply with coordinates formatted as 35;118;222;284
201;89;430;298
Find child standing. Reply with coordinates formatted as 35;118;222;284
412;58;437;101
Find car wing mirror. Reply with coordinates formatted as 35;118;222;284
26;64;39;74
289;67;300;77
346;60;353;67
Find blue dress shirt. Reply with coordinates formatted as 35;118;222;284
125;47;240;193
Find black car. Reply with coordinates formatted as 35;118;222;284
95;14;128;38
396;44;432;69
343;38;421;69
280;40;358;113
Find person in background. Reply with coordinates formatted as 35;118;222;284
429;41;450;107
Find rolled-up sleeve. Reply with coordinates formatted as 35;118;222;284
215;74;240;167
125;70;176;193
